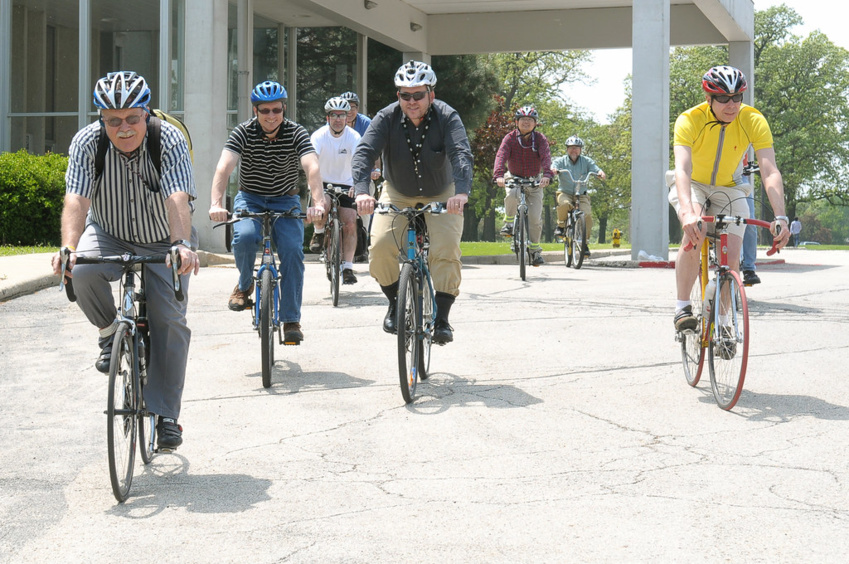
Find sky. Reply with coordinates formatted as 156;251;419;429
560;0;849;124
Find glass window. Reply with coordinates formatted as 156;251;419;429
170;0;186;113
10;1;80;154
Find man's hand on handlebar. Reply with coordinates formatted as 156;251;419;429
446;193;468;215
307;203;326;224
167;244;199;276
356;193;376;216
208;205;229;223
679;211;705;250
771;218;791;250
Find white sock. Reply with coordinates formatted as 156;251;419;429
342;261;353;270
315;228;325;234
676;300;691;313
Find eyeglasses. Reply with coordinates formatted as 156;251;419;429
101;114;143;128
398;91;428;102
713;93;744;104
327;112;347;119
257;107;284;115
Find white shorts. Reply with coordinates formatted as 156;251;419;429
666;171;751;238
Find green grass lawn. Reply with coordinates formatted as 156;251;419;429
0;245;57;257
460;241;627;255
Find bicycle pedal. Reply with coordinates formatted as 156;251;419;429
283;340;301;346
155;447;176;454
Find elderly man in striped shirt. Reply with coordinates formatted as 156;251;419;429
52;71;199;450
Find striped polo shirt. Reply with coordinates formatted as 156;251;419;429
224;118;315;197
65;120;196;244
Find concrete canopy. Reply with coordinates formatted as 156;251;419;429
206;0;755;259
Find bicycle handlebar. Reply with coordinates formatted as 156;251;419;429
503;178;541;188
59;247;184;302
375;202;447;215
212;207;307;228
553;169;598;195
681;215;782;256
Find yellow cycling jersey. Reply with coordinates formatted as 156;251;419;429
674;102;773;187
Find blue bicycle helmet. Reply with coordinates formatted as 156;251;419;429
251;81;287;105
93;71;151;110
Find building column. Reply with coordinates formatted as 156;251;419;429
185;0;229;252
356;33;368;114
286;26;297;122
630;0;670;260
0;0;11;152
237;0;253;123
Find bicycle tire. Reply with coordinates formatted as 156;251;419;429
107;324;137;503
397;264;420;403
564;218;573;267
419;273;434;381
329;217;341;307
517;212;527;281
136;330;155;464
708;270;749;410
573;214;586;269
681;268;706;387
260;268;274;388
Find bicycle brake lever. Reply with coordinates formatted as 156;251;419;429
59;246;77;302
169;247;184;302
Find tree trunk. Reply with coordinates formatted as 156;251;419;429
597;216;607;244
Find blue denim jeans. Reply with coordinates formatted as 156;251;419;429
232;190;304;323
741;194;757;272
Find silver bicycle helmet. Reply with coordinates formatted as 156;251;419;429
324;97;351;113
340;91;360;105
565;136;584;148
394;60;437;89
515;106;539;120
93;71;151;110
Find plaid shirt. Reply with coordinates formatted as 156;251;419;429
492;129;553;180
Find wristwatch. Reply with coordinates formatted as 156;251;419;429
774;215;789;223
171;239;192;249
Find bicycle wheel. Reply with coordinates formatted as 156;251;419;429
681;269;706;387
397;264;420;403
260;268;274;388
137;331;155;464
329;217;341;307
573;214;586;269
107;324;137;503
517;212;527;281
418;274;434;381
708;270;749;410
564;219;573;267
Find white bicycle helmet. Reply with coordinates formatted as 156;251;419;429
515;106;539;120
324;97;351;113
340;91;360;105
394;60;437;89
565;136;584;148
93;71;151;110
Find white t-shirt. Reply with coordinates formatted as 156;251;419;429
310;125;361;186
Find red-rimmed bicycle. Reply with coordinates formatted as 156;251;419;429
677;214;781;410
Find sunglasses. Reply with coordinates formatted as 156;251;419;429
398;91;429;102
101;114;143;128
257;107;284;115
713;93;744;104
327;112;347;119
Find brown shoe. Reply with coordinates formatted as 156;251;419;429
309;232;325;253
228;283;254;311
283;322;303;344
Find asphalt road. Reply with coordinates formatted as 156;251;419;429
1;251;848;563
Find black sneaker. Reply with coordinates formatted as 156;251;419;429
433;319;454;344
531;250;544;266
674;306;698;332
156;416;183;450
743;270;761;286
500;224;513;237
309;232;325;253
383;302;397;334
95;337;114;374
554;226;564;238
342;268;357;285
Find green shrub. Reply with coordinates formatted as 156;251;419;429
0;150;68;245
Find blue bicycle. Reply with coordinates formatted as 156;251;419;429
376;202;445;403
215;208;306;388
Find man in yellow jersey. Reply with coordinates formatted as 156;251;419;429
669;66;790;331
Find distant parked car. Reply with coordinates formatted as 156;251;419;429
799;241;821;246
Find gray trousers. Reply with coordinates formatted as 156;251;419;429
73;222;194;420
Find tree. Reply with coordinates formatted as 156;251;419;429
488;51;592;110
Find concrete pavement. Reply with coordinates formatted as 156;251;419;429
1;248;847;563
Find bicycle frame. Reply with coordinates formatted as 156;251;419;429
253;213;281;334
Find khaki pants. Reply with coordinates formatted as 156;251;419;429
557;192;592;238
504;183;544;246
369;182;463;297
